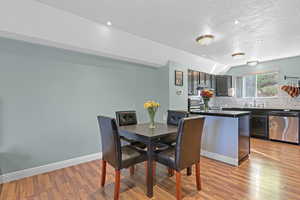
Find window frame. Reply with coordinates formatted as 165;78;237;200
237;71;280;99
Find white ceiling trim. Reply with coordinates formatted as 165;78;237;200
0;0;226;74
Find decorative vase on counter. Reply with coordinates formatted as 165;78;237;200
200;90;214;112
144;101;160;129
203;98;210;112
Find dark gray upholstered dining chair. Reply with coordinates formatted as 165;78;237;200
115;110;168;177
97;116;147;200
155;116;205;200
115;111;148;175
160;110;189;146
116;111;147;150
160;110;190;176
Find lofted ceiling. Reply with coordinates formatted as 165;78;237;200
37;0;300;67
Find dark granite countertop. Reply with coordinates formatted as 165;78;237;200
222;107;300;112
190;110;251;118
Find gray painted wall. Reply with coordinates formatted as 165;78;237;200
0;37;166;174
227;56;300;78
168;61;188;110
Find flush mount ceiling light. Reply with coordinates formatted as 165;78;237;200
106;21;112;26
232;52;246;59
196;34;215;45
247;60;259;66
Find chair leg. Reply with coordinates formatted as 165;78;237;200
114;170;121;200
175;171;182;200
168;168;174;177
130;165;135;176
186;167;192;176
145;161;148;183
195;162;201;191
101;160;107;187
153;161;156;178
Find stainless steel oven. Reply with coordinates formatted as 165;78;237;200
188;97;203;112
269;111;299;144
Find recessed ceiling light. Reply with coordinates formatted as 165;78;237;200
232;52;246;59
247;60;259;66
234;20;240;25
196;34;215;45
106;21;112;26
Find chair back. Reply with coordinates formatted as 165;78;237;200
167;110;189;126
175;117;205;170
116;111;137;126
97;116;122;169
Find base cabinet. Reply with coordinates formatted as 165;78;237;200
251;115;268;139
223;108;268;139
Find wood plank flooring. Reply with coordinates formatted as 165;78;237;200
1;138;300;200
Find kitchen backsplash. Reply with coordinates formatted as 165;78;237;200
211;89;300;109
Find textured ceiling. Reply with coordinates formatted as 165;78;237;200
37;0;300;67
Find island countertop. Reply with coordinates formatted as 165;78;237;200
190;110;251;118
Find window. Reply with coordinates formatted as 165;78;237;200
257;72;279;97
236;72;279;98
244;75;256;97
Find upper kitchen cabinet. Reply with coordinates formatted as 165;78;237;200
188;69;200;95
188;70;193;95
211;75;216;90
188;69;214;96
205;73;212;88
215;75;232;96
199;72;205;86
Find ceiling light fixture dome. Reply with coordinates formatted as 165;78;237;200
106;21;112;26
232;52;245;59
196;34;215;45
247;60;259;66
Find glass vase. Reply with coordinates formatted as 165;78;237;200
148;109;156;129
203;98;210;112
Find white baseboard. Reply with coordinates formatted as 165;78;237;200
201;150;238;166
0;150;238;184
0;152;102;184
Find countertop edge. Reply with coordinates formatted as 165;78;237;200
223;107;300;112
190;111;251;118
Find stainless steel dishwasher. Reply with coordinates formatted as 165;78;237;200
269;111;300;144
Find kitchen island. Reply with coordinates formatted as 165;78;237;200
190;110;251;166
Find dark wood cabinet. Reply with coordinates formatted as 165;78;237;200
193;71;199;95
188;70;193;95
188;70;200;96
188;71;232;97
215;75;232;96
223;108;269;139
199;72;205;86
211;75;216;90
188;69;216;96
205;73;211;88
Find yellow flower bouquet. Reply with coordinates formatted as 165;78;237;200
144;101;160;128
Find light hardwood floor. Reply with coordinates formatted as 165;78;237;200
1;138;300;200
